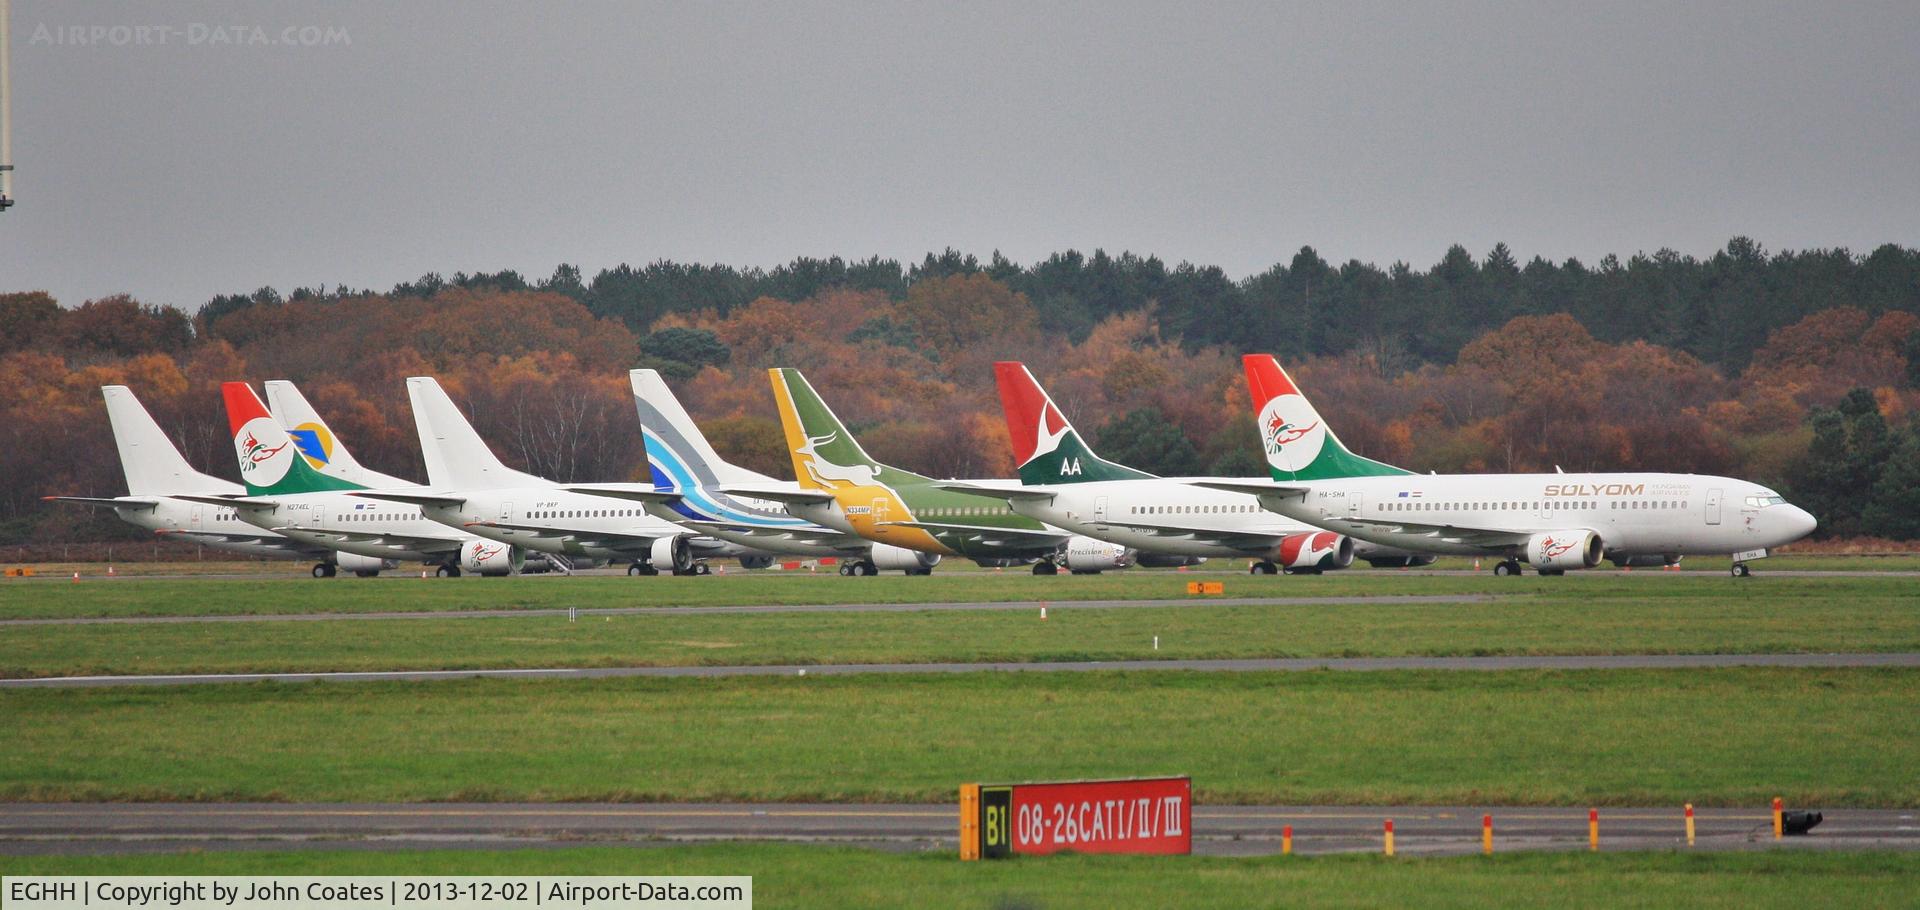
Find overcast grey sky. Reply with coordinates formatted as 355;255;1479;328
3;1;1917;310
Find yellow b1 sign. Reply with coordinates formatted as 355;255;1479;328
960;777;1192;860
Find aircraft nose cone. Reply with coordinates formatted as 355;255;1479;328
1783;505;1817;541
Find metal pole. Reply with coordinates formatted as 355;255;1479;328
1;0;13;209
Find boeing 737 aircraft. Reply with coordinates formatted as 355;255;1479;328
177;382;515;576
754;368;1140;574
1199;355;1818;576
47;385;328;563
351;377;758;575
563;369;922;576
941;362;1429;573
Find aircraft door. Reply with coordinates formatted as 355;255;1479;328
1705;488;1722;525
1093;495;1109;525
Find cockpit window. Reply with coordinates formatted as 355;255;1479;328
1745;494;1787;508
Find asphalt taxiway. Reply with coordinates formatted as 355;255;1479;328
2;802;1911;857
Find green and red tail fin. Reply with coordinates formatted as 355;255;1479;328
994;362;1153;484
1242;355;1410;481
223;382;364;495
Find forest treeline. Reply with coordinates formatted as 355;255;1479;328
5;237;1920;545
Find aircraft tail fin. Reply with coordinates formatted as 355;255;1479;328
101;386;237;495
632;369;771;490
263;380;413;488
1241;355;1410;481
994;362;1154;484
222;382;364;495
767;368;917;490
405;377;552;489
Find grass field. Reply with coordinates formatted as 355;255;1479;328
4;578;1919;677
4;844;1916;908
3;668;1914;806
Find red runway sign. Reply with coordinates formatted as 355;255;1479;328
961;776;1191;859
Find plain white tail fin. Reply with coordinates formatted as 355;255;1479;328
263;380;414;488
405;377;552;489
101;385;239;495
631;369;771;488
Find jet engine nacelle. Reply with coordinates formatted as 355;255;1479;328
650;535;695;574
1135;552;1208;568
460;540;524;576
737;554;776;570
1527;530;1603;570
870;543;941;572
1361;554;1436;568
1064;536;1135;573
1274;531;1354;570
1608;553;1680;568
335;552;396;574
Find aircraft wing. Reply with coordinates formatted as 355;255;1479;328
461;519;671;552
563;484;681;505
1086;518;1290;552
1326;516;1537;550
45;495;162;509
270;526;466;555
713;485;838;506
934;482;1057;502
677;520;863;548
348;491;469;508
153;528;330;556
878;520;1071;550
1190;480;1314;499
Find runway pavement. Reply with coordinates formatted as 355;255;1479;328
4;651;1916;688
2;802;1911;857
0;594;1492;627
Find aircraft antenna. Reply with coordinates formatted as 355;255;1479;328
1;0;13;211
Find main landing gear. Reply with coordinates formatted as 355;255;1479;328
1731;562;1753;578
839;560;879;576
629;562;658;576
435;565;462;578
311;563;336;578
1492;560;1523;577
1249;560;1278;575
1032;561;1059;576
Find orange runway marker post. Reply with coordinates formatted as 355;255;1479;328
1588;808;1599;851
1685;804;1695;847
1773;797;1783;840
1383;819;1395;857
1282;825;1293;856
1482;814;1493;855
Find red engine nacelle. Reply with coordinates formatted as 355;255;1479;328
1275;531;1354;570
460;540;524;576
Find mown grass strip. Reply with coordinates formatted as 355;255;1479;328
4;668;1914;807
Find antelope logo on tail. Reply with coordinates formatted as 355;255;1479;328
796;431;881;489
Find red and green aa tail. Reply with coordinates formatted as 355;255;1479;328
994;362;1152;484
1241;355;1409;481
222;382;364;496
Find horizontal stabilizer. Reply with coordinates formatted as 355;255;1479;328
935;482;1057;502
563;484;682;505
347;491;468;508
170;493;280;510
714;484;838;506
1190;480;1313;498
45;495;161;509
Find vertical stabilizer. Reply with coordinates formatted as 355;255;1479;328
631;369;772;489
101;385;237;495
1241;355;1409;481
222;382;364;495
264;380;413;488
994;362;1154;484
767;368;921;490
405;377;552;489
